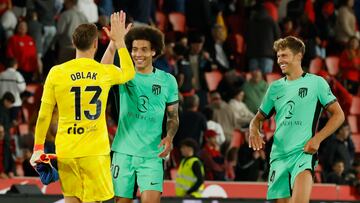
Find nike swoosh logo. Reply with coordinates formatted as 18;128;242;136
299;163;306;168
150;182;159;185
276;95;285;100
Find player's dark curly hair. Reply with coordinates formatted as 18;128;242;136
125;25;165;58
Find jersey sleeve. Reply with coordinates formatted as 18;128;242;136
107;48;135;85
41;67;56;105
166;74;179;105
259;85;274;119
317;77;337;108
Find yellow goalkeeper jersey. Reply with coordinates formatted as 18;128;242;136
41;51;134;158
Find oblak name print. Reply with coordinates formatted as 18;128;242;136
70;72;97;81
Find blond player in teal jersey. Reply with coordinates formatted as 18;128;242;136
249;36;345;203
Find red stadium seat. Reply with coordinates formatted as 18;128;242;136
325;56;340;76
266;73;282;83
205;70;223;91
230;130;244;148
350;96;360;115
309;57;324;74
348;115;358;133
351;134;360;153
314;164;324;183
234;34;245;54
18;123;29;136
155;11;168;32
169;12;186;32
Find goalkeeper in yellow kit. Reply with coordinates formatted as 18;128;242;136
30;11;135;203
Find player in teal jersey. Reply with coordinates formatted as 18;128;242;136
102;25;179;203
249;36;345;203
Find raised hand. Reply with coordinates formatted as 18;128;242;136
103;11;132;49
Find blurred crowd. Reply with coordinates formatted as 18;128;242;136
0;0;359;191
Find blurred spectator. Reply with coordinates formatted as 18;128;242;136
0;58;26;124
206;24;234;72
98;0;113;17
326;160;348;185
298;14;324;68
6;21;39;83
174;43;194;95
322;123;355;174
94;15;110;61
199;129;226;180
0;8;17;38
0;124;8;179
242;69;268;114
187;32;212;109
339;36;360;95
335;0;357;47
235;129;266;181
153;39;176;74
0;92;15;177
116;0;154;25
77;0;98;23
26;10;43;57
217;69;244;102
56;0;88;64
315;1;336;54
175;138;204;198
202;107;225;146
246;1;280;74
280;17;298;38
175;94;207;147
26;0;57;56
0;0;11;17
228;88;254;128
185;0;212;39
208;91;237;142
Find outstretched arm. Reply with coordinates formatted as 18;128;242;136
158;103;179;158
249;112;266;151
304;102;344;154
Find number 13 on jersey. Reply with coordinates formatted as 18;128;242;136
70;86;102;120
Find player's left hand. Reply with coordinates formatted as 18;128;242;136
303;137;320;154
158;135;173;158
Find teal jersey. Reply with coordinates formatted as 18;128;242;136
259;73;337;161
112;68;179;157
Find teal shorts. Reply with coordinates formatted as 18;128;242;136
111;152;163;199
267;151;317;200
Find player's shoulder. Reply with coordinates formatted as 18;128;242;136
268;76;285;90
155;68;176;80
303;73;325;84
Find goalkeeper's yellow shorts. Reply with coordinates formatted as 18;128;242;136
57;155;114;202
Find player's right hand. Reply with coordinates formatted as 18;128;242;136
248;130;265;151
103;11;132;47
30;150;45;167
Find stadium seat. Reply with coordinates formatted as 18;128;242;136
309;57;323;74
18;123;29;136
314;164;324;183
169;12;186;32
350;96;360;115
205;70;223;91
234;34;245;54
266;73;282;83
348;115;358;133
325;56;340;76
25;83;40;104
155;11;168;32
351;135;360;153
230;130;244;148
